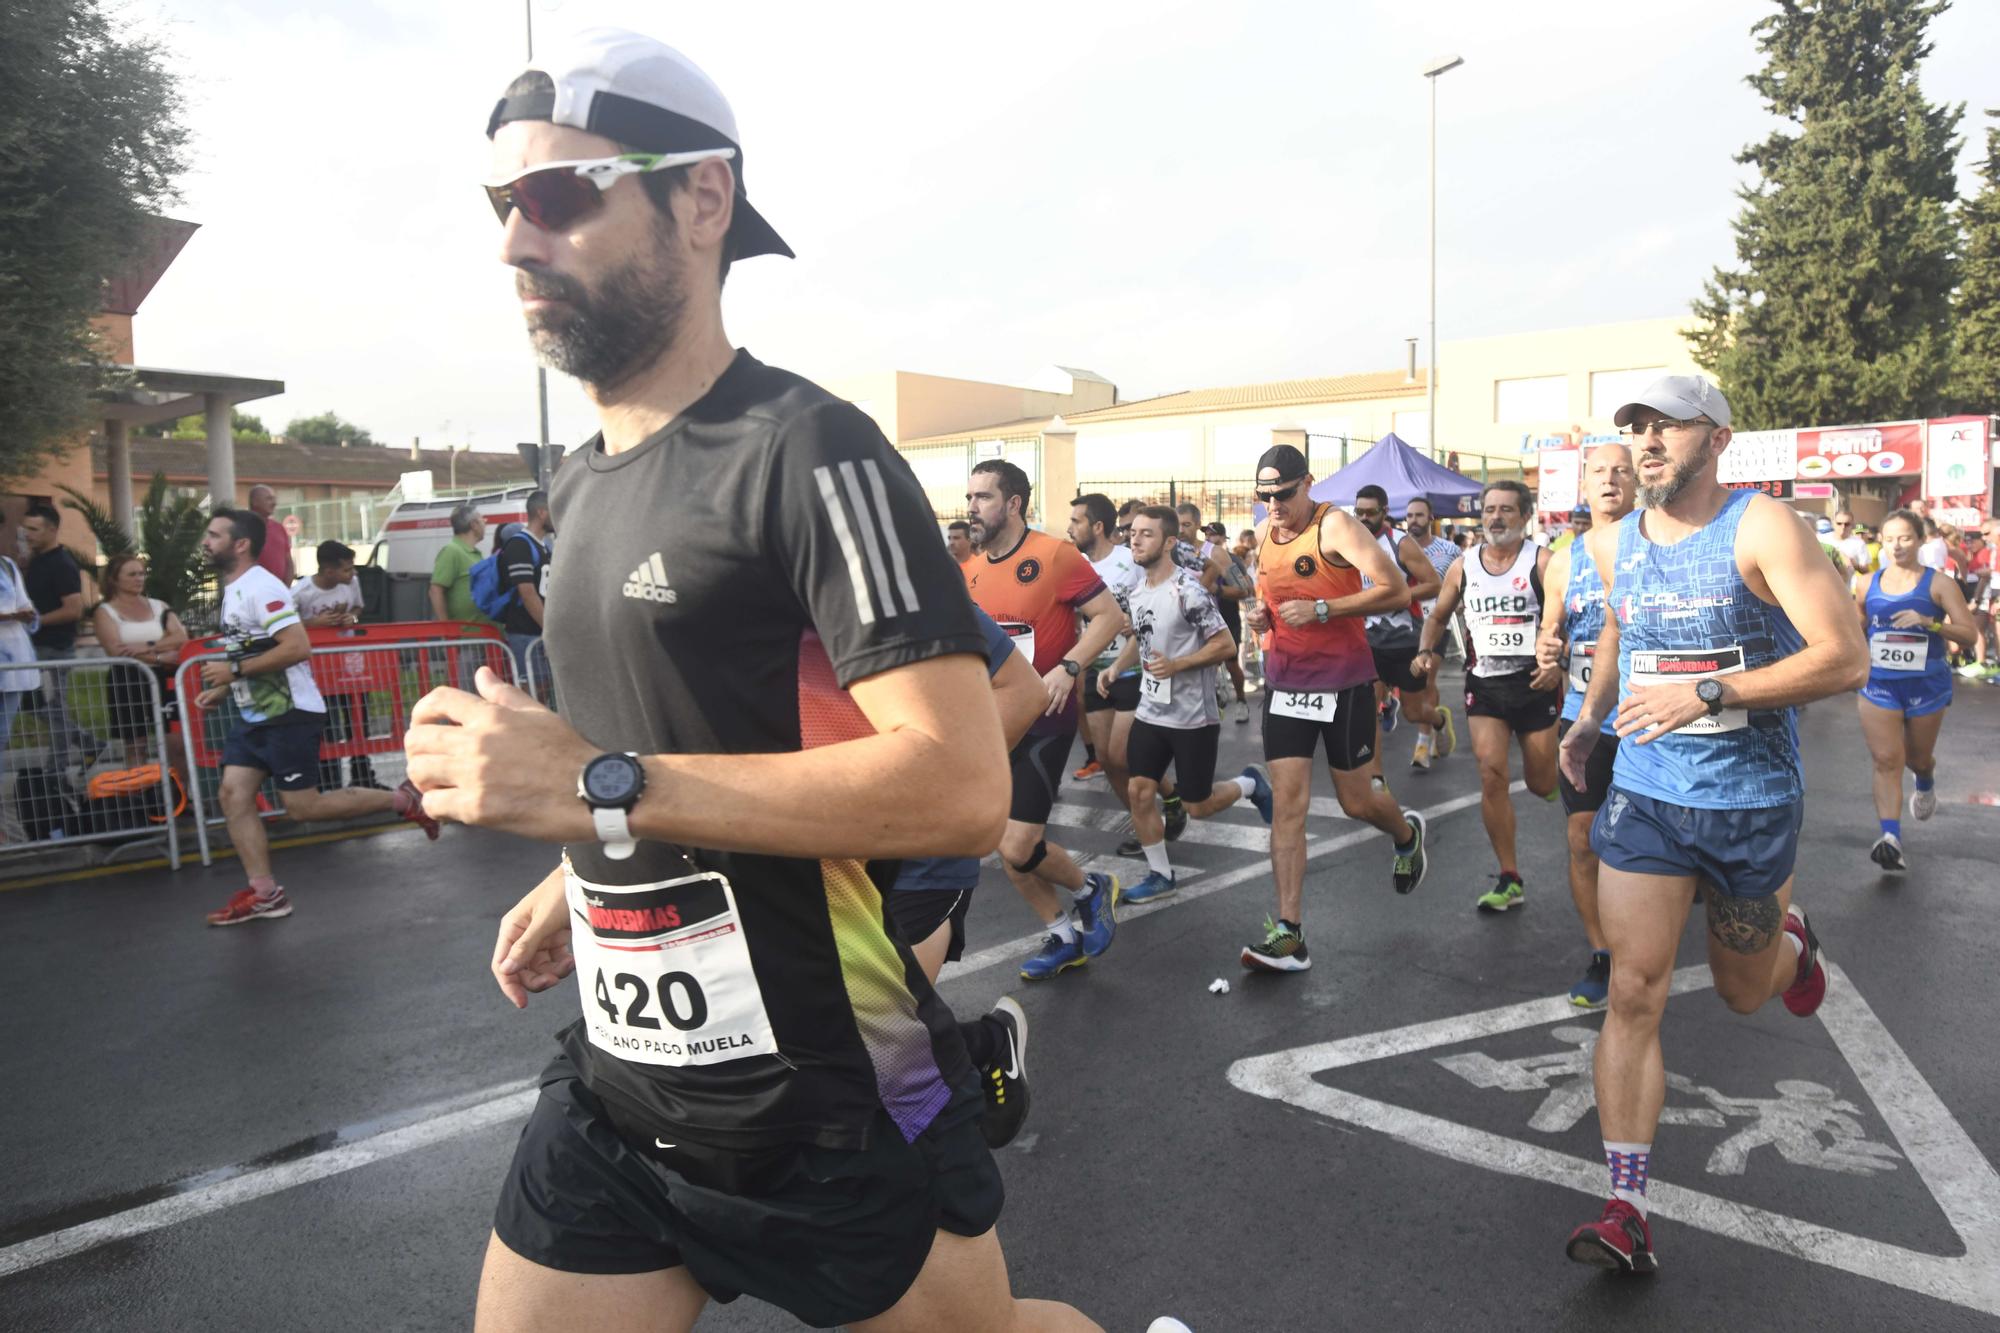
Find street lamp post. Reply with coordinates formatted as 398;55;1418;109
1422;53;1464;462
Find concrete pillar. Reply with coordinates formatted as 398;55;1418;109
106;419;135;539
1041;418;1077;523
204;393;235;510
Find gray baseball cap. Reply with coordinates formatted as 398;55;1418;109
1611;374;1731;429
487;27;793;260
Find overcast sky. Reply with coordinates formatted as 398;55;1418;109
126;0;1999;453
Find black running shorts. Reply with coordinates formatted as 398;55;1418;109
1371;646;1430;694
1465;670;1561;736
1260;682;1378;771
221;712;326;791
1007;729;1074;825
494;1053;1004;1328
1082;668;1140;714
1556;718;1619;816
884;886;973;962
1125;719;1220;802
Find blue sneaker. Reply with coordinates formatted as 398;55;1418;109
1075;872;1119;956
1242;764;1274;824
1020;931;1086;980
1380;692;1401;735
1124;869;1177;904
1569;951;1610;1010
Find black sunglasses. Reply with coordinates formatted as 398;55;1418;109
1256;478;1306;504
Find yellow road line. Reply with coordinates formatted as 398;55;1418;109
0;821;422;893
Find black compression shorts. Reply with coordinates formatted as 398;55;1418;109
1557;718;1619;816
1007;729;1074;825
494;1052;1003;1328
1125;719;1220;802
1083;668;1140;714
884;886;974;962
1372;646;1430;694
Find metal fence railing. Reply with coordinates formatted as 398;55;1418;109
1;657;183;868
172;634;518;867
522;636;556;711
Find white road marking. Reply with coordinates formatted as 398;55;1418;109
1046;802;1283;853
0;1081;538;1280
943;782;1519;982
0;779;1514;1276
1226;964;2000;1318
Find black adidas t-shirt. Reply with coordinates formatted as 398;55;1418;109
544;350;986;1152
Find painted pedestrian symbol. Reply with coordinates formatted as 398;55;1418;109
1226;964;2000;1319
1436;1025;1901;1178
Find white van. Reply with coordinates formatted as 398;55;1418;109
365;486;539;622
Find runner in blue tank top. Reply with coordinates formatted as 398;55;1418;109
1555;376;1865;1278
1853;508;1977;873
1533;442;1635;1012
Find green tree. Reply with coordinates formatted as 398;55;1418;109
140;408;270;442
0;0;188;478
1691;0;1963;429
284;411;379;448
1951;111;2000;412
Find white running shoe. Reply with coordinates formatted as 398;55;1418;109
1869;833;1907;873
1910;786;1937;821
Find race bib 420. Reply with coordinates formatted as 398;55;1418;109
566;864;778;1069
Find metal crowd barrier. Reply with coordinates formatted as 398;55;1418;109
0;656;183;869
172;634;518;867
522;636;556;710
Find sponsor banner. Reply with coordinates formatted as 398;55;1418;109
1537;448;1581;514
1794;421;1923;481
1719;429;1798;484
1923;417;1992;529
1795;482;1835;499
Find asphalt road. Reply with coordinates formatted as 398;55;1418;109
3;665;1998;1332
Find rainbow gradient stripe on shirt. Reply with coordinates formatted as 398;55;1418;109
1256;504;1377;692
795;629;954;1142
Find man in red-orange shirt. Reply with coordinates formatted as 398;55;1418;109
964;460;1126;980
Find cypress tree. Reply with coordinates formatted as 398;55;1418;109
1691;0;1963;429
1950;112;2000;412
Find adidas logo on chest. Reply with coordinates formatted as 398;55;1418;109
623;552;678;604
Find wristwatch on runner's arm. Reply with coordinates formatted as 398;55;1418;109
1696;679;1726;717
1314;599;1330;623
578;752;646;860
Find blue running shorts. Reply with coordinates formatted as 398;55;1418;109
1590;785;1802;900
1859;672;1952;718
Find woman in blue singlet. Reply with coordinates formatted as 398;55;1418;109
1854;508;1977;873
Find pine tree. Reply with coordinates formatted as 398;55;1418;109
1951;111;2000;412
1691;0;1963;429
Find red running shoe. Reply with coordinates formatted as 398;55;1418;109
399;779;441;841
207;887;292;927
1072;760;1104;781
1782;906;1827;1017
1566;1198;1657;1273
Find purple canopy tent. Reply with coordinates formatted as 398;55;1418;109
1308;433;1483;519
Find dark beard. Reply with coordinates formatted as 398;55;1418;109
518;241;686;393
1637;454;1701;509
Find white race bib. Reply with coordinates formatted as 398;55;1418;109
1141;670;1171;707
1270;687;1337;722
230;676;253;709
1567;640;1596;695
1626;646;1747;735
999;621;1036;668
1472;615;1535;659
567;864;778;1069
1869;631;1929;673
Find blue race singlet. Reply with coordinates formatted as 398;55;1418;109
1560;542;1614;734
1862;568;1949;689
1609;489;1805;810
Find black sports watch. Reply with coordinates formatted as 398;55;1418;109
1060;659;1080;678
578;752;646;861
1695;678;1726;716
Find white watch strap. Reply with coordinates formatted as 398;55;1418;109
592;805;636;860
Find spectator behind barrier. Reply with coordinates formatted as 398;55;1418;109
20;502;104;777
428;503;496;628
293;541;364;628
91;553;189;756
0;545;40;795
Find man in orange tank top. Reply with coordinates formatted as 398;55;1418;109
964;460;1127;980
1239;445;1431;974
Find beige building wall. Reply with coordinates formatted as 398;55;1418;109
1436;316;1701;464
826;367;1114;445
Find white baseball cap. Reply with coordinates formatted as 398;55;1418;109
487;28;793;260
1611;374;1731;430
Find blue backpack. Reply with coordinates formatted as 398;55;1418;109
469;529;543;621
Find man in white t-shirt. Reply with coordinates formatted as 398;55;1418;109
1830;511;1873;593
291;540;365;626
196;509;438;927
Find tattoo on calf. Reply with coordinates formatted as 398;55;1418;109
1707;892;1783;955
